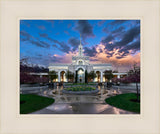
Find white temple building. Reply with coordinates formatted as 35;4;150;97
48;38;113;83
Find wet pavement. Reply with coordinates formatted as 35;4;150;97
31;103;136;114
29;93;137;114
20;84;140;114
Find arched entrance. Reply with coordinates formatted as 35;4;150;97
96;71;101;82
77;68;85;83
60;71;66;82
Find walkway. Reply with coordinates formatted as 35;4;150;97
31;93;136;114
31;103;136;114
21;84;139;114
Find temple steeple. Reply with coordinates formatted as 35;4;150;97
78;34;83;56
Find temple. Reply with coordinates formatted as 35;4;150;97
48;37;113;83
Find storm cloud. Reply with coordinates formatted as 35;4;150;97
116;26;140;47
68;37;80;51
39;33;71;53
84;46;97;57
74;20;95;39
101;35;114;44
102;26;140;53
21;31;50;48
20;20;140;71
52;40;71;53
118;39;140;54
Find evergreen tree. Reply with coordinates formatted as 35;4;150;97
75;70;78;83
85;70;88;83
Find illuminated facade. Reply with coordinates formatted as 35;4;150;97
49;39;112;82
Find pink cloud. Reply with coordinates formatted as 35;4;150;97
90;43;140;72
51;43;140;72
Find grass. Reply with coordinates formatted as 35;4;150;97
20;94;55;114
65;86;96;91
105;93;140;113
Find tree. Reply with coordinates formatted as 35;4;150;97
121;63;140;101
120;77;130;83
75;70;78;83
85;70;88;83
20;72;34;84
48;71;58;82
88;71;96;81
132;63;140;101
20;72;49;84
104;70;114;81
65;70;74;82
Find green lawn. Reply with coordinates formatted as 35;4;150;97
20;94;55;114
105;93;140;113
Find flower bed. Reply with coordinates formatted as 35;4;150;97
65;83;96;86
66;86;96;91
62;86;99;95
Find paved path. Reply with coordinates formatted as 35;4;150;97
21;84;140;114
31;103;136;114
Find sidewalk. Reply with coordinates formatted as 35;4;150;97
31;103;136;114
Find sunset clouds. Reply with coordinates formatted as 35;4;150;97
20;20;140;72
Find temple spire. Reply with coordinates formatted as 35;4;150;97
78;34;83;56
80;34;81;46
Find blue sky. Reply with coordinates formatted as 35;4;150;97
20;20;140;72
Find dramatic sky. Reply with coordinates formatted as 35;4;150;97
20;20;140;72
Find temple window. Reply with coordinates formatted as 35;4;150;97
79;61;83;65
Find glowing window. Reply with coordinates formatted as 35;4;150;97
78;61;83;65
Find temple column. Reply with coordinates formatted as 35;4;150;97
58;71;61;82
100;71;103;82
64;73;68;82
